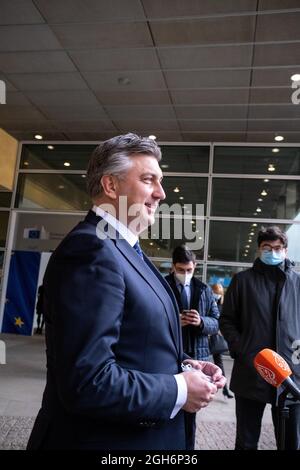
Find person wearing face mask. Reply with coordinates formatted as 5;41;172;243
220;226;300;450
165;245;220;449
210;283;234;399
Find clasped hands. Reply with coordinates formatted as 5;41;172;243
181;359;226;413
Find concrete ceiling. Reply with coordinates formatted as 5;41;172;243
0;0;300;143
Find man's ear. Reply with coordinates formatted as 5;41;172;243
100;175;118;199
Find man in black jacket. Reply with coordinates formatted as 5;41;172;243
220;226;300;450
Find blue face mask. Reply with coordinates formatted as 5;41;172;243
260;250;286;266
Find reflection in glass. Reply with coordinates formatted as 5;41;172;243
161;177;207;216
0;212;9;247
214;146;300;175
16;174;91;210
207;265;247;290
140;218;205;260
212;178;300;219
20;144;96;170
209;221;300;263
160;145;209;173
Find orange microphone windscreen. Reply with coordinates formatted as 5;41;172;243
253;348;292;387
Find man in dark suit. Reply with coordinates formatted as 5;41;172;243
27;133;225;450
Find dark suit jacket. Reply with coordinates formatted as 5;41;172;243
27;211;186;450
165;273;219;360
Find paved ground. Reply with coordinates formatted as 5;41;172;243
0;333;276;450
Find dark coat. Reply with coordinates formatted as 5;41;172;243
27;211;186;450
165;273;219;360
220;258;300;404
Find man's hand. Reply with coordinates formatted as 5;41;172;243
181;310;201;326
181;370;218;413
182;359;226;389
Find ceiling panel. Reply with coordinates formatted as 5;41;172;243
251;67;297;87
115;119;180;132
40;105;108;121
248;104;300;119
256;12;300;41
171;89;249;105
246;132;300;143
53;120;116;132
7;72;89;91
165;70;251;88
175;105;248;120
105;105;176;120
64;132;116;141
179;120;247;132
0;25;62;52
0;0;44;24
1;120;56;131
83;70;167;91
0;105;47;122
142;0;257;18
69;48;160;72
0;51;76;74
182;132;246;142
253;43;300;67
35;0;145;22
247;120;300;131
249;87;294;103
258;0;300;9
150;16;256;46
51;22;152;49
95;90;172;105
7;130;67;140
158;44;253;69
24;90;101;107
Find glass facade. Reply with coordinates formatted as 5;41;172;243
3;141;299;290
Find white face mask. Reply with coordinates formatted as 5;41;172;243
175;272;193;286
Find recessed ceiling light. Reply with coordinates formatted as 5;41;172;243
149;242;154;246
24;161;29;166
261;190;267;196
264;179;269;183
148;135;156;140
81;174;86;178
250;232;254;236
118;76;130;85
258;198;263;202
47;145;54;150
161;164;169;169
252;223;257;227
256;208;262;212
246;245;250;248
34;134;43;140
268;164;275;172
275;135;284;142
58;185;65;189
173;187;180;193
179;196;184;200
248;239;252;243
272;148;279;153
64;162;70;167
291;74;300;82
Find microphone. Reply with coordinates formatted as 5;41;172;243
254;348;300;400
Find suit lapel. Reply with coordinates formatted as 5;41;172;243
115;238;180;355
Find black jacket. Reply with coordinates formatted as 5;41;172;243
165;273;219;360
220;258;300;404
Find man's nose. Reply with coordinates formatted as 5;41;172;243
155;182;166;200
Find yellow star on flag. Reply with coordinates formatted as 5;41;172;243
14;317;24;328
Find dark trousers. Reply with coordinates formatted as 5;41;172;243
235;396;300;450
184;411;196;450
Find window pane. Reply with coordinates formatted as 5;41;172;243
20;144;96;170
15;173;90;210
161;145;209;173
161;176;207;216
211;178;300;219
0;212;9;247
140;218;205;260
0;192;12;207
207;265;247;289
214;146;300;175
13;213;83;252
0;250;4;291
209;221;300;264
152;259;203;280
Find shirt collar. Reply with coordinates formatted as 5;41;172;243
92;205;138;248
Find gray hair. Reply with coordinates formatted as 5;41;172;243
86;133;162;199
